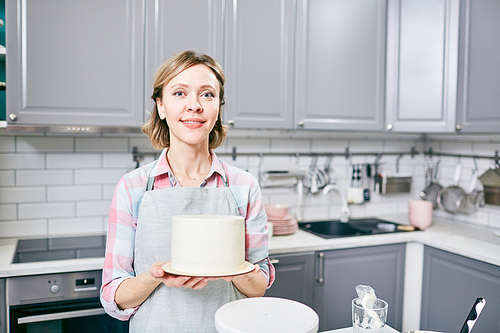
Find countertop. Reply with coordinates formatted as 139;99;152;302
322;325;399;333
1;214;500;278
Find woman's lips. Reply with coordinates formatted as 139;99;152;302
181;119;205;129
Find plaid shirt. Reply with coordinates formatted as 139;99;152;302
100;149;274;320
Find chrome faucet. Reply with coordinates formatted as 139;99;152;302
322;184;351;222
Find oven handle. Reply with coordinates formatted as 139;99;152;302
18;308;105;324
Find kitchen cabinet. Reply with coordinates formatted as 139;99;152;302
294;0;386;131
385;0;459;133
265;252;315;308
144;0;224;114
313;244;405;332
455;0;500;133
223;0;294;129
6;0;146;131
420;246;500;333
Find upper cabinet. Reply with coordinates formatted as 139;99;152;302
455;0;500;133
144;0;224;115
6;0;146;132
295;0;386;131
385;0;459;133
223;0;294;129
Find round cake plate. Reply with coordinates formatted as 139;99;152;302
162;261;255;277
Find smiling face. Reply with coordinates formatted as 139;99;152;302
156;64;220;150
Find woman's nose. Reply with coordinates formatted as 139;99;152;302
187;96;202;112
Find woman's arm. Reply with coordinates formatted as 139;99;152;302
227;264;268;297
115;262;209;309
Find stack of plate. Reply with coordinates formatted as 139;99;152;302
268;215;298;236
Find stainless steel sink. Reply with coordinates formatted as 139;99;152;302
298;218;416;239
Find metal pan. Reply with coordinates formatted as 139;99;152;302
420;160;442;208
437;161;466;214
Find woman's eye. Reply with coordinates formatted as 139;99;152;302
202;92;215;99
173;91;185;97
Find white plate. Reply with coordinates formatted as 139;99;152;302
162;261;255;277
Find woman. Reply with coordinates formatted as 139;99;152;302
100;50;274;332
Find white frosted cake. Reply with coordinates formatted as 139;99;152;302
169;215;247;275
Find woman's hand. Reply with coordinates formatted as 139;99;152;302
149;261;209;290
210;264;267;297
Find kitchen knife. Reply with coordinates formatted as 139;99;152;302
459;297;486;333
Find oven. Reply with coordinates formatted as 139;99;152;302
7;271;128;333
6;235;128;332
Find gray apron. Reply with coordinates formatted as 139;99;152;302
130;167;246;332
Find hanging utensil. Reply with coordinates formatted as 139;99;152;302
303;155;327;194
459;297;486;333
459;159;482;214
437;160;466;214
420;159;443;209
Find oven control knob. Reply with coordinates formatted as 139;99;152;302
50;284;60;294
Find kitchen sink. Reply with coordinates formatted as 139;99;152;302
298;218;417;239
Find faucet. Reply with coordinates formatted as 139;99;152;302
322;185;351;222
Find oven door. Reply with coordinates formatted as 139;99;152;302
9;298;129;333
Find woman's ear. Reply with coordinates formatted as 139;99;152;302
156;98;165;119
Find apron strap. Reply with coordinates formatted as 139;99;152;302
145;159;229;191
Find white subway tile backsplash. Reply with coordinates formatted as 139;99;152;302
17;170;74;186
0;153;45;169
75;169;128;185
76;200;111;217
1;132;499;238
103;185;116;200
76;137;128;152
47;153;101;169
18;202;75;220
0;220;48;238
17;137;74;152
0;136;15;152
0;204;17;221
103;153;136;169
0;170;15;186
0;187;46;203
129;137;157;152
48;217;105;235
48;186;102;202
311;139;349;153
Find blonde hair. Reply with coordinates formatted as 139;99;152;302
142;50;228;150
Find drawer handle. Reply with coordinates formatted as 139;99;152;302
269;258;280;265
317;252;324;285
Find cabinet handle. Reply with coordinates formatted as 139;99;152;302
269;258;280;265
386;124;393;131
297;120;305;127
9;113;18;121
317;252;324;285
456;125;462;131
227;120;234;127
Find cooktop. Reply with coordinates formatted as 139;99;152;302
12;235;106;264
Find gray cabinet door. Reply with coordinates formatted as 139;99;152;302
265;252;315;308
314;244;405;332
295;0;386;131
6;0;145;129
421;246;500;333
456;0;500;133
385;0;459;133
144;0;224;118
223;0;294;129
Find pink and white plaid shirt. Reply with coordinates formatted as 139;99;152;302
100;149;275;320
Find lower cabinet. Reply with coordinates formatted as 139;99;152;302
421;246;500;333
265;252;315;308
266;244;406;332
314;244;405;332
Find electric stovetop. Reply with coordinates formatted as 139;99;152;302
13;235;106;264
